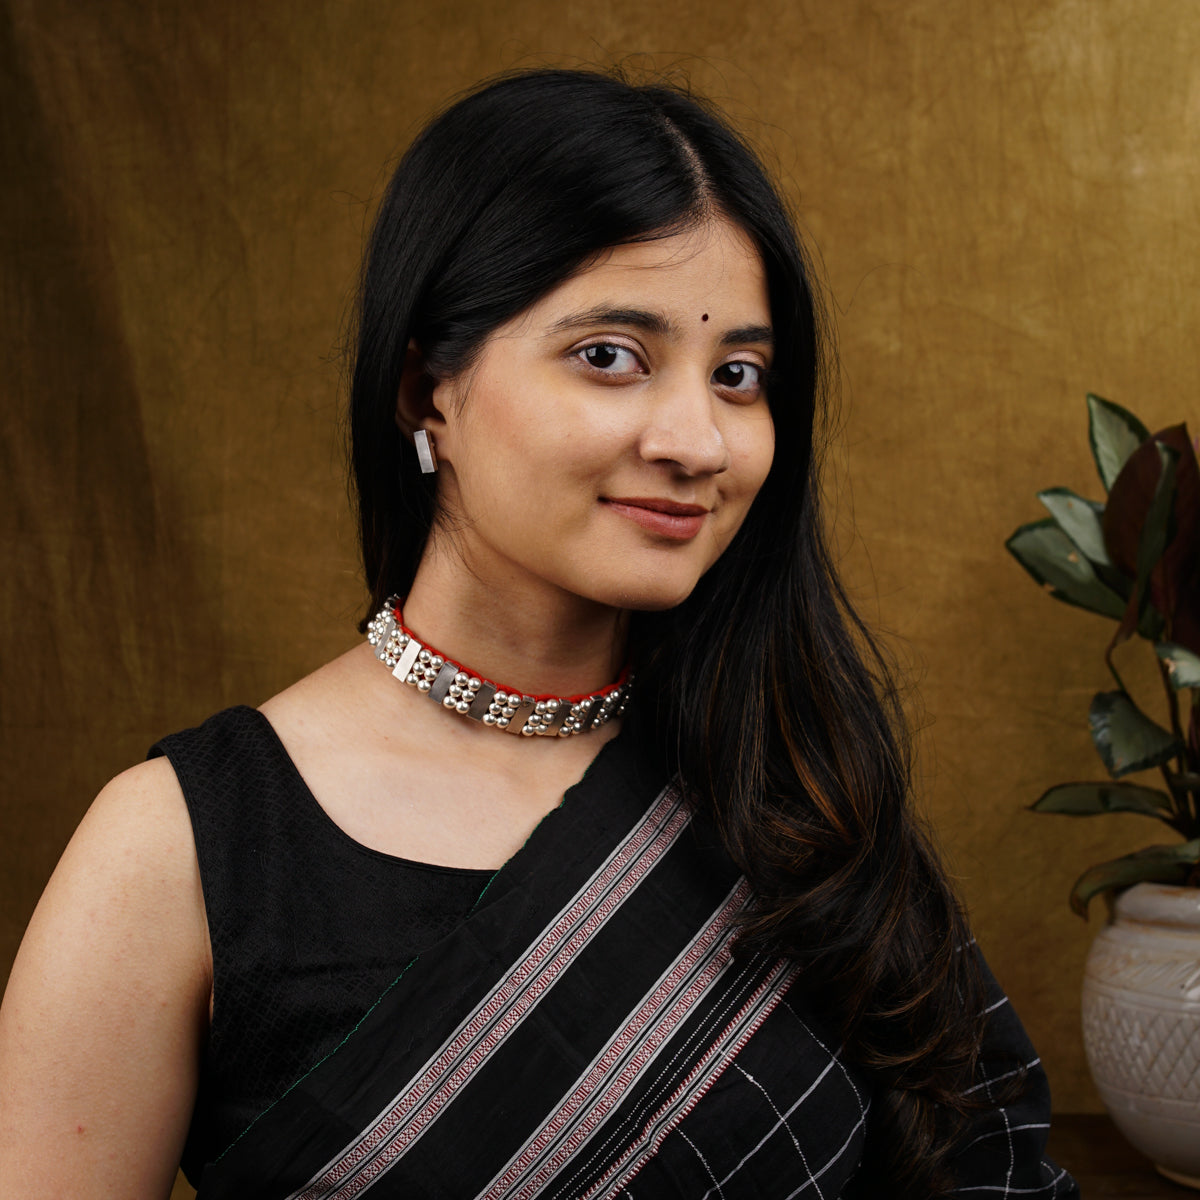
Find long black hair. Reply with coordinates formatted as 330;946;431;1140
349;68;986;1196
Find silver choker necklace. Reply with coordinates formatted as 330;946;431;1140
366;597;630;737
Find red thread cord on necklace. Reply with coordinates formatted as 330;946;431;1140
389;604;630;703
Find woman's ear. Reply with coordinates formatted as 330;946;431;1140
395;340;445;439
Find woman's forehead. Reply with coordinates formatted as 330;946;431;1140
534;219;769;331
577;219;761;283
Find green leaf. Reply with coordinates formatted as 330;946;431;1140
1134;442;1179;613
1088;393;1151;493
1037;488;1111;565
1101;430;1197;654
1088;690;1180;776
1156;642;1200;690
1032;781;1175;819
1069;839;1200;917
1006;519;1128;620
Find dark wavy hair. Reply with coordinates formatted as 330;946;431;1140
349;67;987;1196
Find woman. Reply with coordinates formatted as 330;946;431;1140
0;69;1076;1198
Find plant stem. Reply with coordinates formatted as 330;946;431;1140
1104;641;1128;694
1188;691;1200;832
1156;653;1186;776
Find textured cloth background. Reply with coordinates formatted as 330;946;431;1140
4;0;1198;1135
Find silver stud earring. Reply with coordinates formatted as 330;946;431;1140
414;429;438;474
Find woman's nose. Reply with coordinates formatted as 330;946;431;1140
638;373;731;476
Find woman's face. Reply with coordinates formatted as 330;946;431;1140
426;217;776;614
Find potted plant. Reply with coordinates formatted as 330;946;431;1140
1007;394;1200;1186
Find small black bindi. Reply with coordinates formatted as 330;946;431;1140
701;312;709;321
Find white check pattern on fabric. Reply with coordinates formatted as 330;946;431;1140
948;993;1072;1196
618;983;1076;1198
668;998;868;1200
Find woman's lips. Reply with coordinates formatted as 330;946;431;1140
602;498;710;540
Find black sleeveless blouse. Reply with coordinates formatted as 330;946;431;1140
149;706;493;1184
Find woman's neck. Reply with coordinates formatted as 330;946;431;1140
401;552;628;700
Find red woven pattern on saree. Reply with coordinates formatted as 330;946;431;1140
478;878;756;1199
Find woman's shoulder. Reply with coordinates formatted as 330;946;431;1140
0;753;209;1195
66;753;208;956
66;755;200;908
141;645;372;798
98;750;188;812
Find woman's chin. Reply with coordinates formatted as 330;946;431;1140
599;578;701;613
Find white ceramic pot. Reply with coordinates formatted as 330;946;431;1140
1081;882;1200;1188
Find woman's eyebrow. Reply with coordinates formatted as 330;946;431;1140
720;323;774;348
545;306;672;337
544;307;773;347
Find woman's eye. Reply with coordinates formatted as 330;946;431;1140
712;361;763;393
578;343;642;373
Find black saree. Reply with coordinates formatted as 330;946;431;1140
170;715;1077;1199
185;728;871;1198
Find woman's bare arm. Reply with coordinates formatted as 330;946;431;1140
0;757;210;1198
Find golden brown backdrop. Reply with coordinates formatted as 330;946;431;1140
4;0;1198;1143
